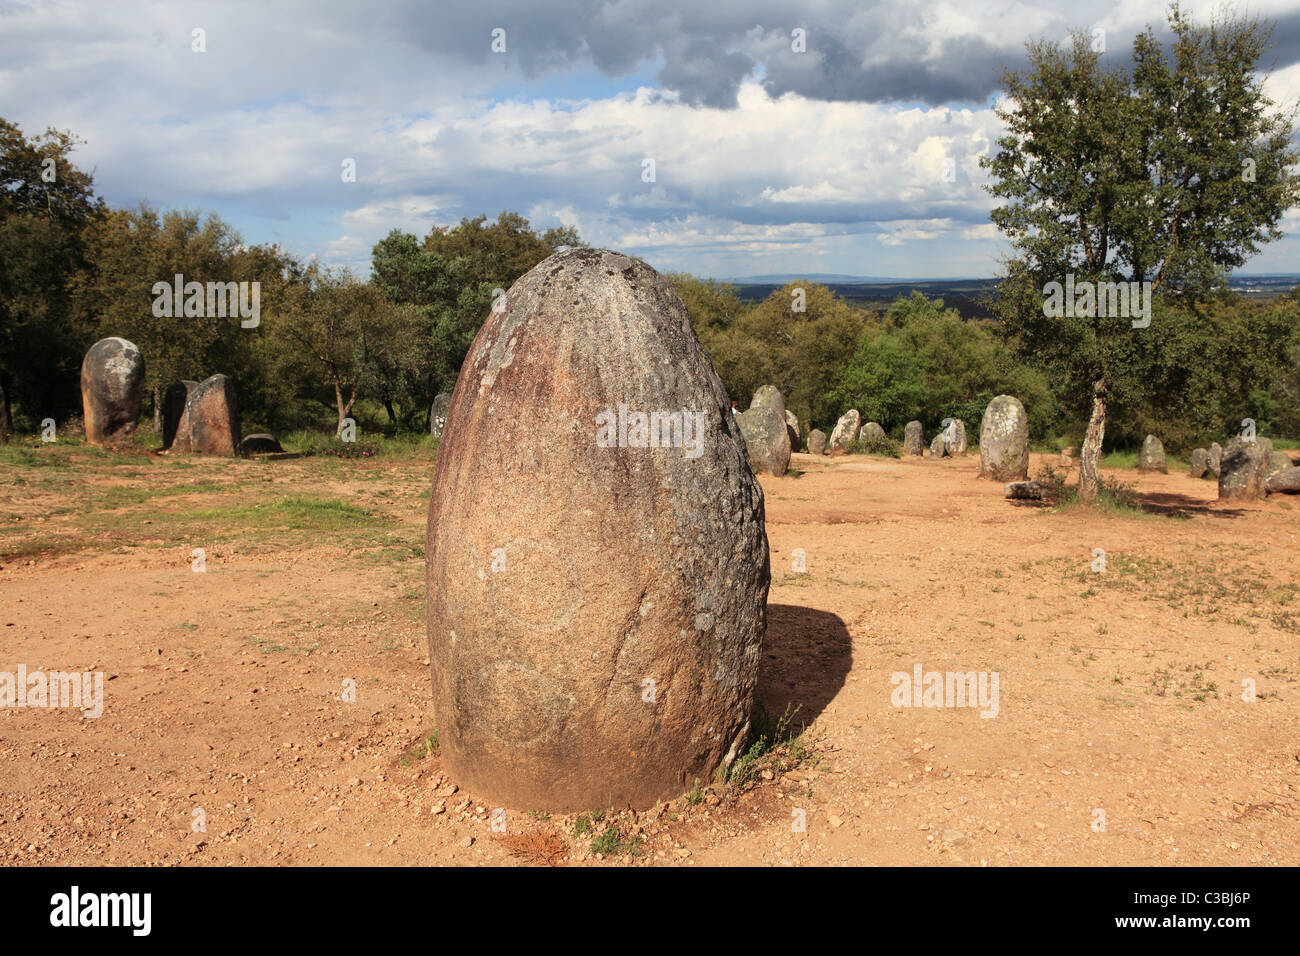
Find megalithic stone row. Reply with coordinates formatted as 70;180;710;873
81;338;145;444
426;248;769;811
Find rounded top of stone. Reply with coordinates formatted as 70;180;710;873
89;337;140;354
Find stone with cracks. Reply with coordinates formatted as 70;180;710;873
903;421;923;456
185;375;241;457
1218;437;1273;501
81;338;145;444
1188;448;1209;479
978;395;1029;481
828;410;860;453
426;248;770;811
1138;434;1166;472
808;429;827;456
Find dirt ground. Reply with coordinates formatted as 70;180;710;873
1;444;1297;866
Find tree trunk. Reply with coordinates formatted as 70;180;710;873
152;385;162;434
1078;377;1107;502
334;383;357;438
383;399;398;431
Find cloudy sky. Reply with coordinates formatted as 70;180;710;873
3;0;1298;279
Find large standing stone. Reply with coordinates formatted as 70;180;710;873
738;405;791;477
862;421;886;443
1218;437;1273;501
978;395;1029;481
163;380;197;451
903;420;924;456
828;410;860;453
784;410;801;453
430;392;451;439
1188;448;1209;479
426;248;769;811
80;338;145;444
808;429;827;456
185;375;241;457
1207;442;1223;478
1138;434;1166;472
1267;466;1300;494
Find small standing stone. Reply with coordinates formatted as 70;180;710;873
185;375;241;457
1207;442;1223;478
862;421;886;443
828;410;860;453
978;395;1029;481
903;421;923;456
784;410;802;453
430;392;451;438
1138;435;1166;473
808;429;827;456
1188;448;1208;479
1218;436;1273;501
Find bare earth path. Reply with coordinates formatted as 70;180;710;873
1;446;1297;865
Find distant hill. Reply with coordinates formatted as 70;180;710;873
726;273;1300;320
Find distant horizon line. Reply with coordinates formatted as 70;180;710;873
716;272;1300;285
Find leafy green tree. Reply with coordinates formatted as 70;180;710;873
370;212;582;428
981;5;1299;499
266;266;423;436
0;119;104;435
832;293;1059;439
690;281;864;430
